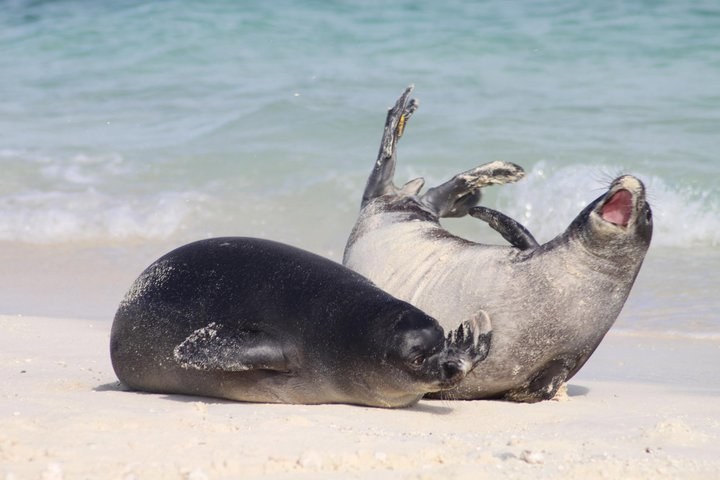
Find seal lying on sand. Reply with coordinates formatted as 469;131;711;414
111;237;491;408
343;86;653;402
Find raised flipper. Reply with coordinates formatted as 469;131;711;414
469;206;539;250
173;322;289;372
503;359;574;403
361;85;419;207
446;310;492;366
421;162;525;218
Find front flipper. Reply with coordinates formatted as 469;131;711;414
446;310;492;367
421;161;525;217
469;206;539;250
361;85;419;207
173;322;289;372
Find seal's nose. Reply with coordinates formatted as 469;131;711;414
442;359;467;384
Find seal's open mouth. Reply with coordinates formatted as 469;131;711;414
601;189;633;227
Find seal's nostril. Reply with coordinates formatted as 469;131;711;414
443;361;463;380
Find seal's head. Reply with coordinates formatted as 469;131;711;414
380;309;492;397
568;175;653;260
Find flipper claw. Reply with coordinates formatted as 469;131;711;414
447;310;492;367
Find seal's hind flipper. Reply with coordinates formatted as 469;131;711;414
469;206;539;250
361;85;419;207
173;322;289;372
421;161;525;218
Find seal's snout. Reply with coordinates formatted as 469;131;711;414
598;175;648;228
580;174;653;252
441;359;468;385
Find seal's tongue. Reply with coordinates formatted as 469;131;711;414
601;189;633;227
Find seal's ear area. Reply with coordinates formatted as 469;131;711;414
469;206;539;250
173;322;288;372
421;161;525;218
447;310;493;366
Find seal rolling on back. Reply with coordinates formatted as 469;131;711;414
343;86;653;402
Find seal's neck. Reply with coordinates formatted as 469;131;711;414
539;201;647;279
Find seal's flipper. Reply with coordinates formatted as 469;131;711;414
398;177;425;197
446;310;492;366
173;322;288;372
361;85;419;207
420;161;525;217
425;189;483;218
469;206;539;250
503;359;574;403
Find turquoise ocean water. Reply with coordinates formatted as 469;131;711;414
1;1;719;336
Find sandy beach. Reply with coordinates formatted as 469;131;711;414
2;314;718;479
2;3;720;479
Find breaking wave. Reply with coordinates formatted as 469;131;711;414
495;162;720;248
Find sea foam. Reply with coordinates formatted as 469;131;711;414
0;150;209;244
495;162;720;248
0;188;207;244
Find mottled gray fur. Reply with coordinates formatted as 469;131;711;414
344;87;653;402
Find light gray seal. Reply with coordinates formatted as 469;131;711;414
343;86;653;402
110;237;491;408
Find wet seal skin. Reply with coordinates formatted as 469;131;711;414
344;86;653;402
111;237;491;408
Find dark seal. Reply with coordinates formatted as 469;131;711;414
343;86;653;402
110;237;491;408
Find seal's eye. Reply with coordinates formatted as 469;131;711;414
410;355;426;367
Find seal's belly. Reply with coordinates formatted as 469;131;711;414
345;222;531;391
345;220;627;398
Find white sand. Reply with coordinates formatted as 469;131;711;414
1;315;719;479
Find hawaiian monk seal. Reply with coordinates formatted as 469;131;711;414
343;86;653;402
110;237;491;408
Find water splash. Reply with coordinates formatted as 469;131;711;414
496;162;720;248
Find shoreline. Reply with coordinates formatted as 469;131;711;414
2;241;719;329
2;315;718;479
